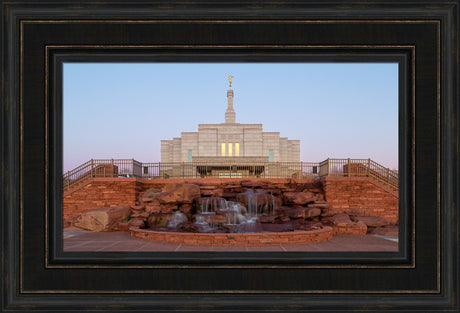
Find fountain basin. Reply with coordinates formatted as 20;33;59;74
129;226;333;246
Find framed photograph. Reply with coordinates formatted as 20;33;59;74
1;1;458;312
61;61;400;254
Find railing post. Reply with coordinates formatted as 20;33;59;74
347;158;351;177
367;158;371;177
111;158;114;177
91;159;94;177
327;158;330;177
387;167;390;186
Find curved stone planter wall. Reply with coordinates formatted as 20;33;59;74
129;226;333;246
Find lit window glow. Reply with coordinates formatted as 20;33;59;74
221;143;226;156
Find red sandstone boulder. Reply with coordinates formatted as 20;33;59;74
295;181;323;192
160;204;178;214
369;225;398;236
200;185;216;196
258;215;276;223
224;182;242;187
274;207;291;217
200;185;217;190
264;188;283;196
73;206;132;232
144;200;162;213
193;213;228;225
212;189;224;197
200;188;224;197
289;208;305;219
315;194;325;202
304;208;322;218
350;216;390;227
322;213;353;226
131;212;149;219
301;220;323;230
241;180;270;188
130;219;145;228
140;188;162;203
179;204;194;214
283;191;316;205
147;213;173;227
158;183;201;204
307;203;331;209
279;216;291;222
176;221;205;233
224;185;244;192
279;187;297;192
321;208;338;217
355;221;367;227
113;221;131;231
222;192;239;199
278;207;322;219
131;205;144;211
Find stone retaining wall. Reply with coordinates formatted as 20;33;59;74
129;226;333;246
63;178;143;222
63;177;398;224
322;177;398;223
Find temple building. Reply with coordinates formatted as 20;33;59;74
160;76;300;177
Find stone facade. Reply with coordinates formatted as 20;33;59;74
161;88;300;163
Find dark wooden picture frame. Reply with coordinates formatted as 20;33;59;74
1;1;458;312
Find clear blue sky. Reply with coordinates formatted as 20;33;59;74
63;62;398;172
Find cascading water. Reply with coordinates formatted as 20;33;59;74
166;211;188;227
236;189;279;217
194;214;215;232
200;197;227;214
192;192;279;232
220;201;249;225
142;184;329;237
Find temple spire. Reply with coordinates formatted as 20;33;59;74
225;76;235;123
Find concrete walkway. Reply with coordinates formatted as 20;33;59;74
63;228;398;252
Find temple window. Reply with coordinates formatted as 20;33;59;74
221;143;226;156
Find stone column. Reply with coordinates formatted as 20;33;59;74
225;89;236;123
